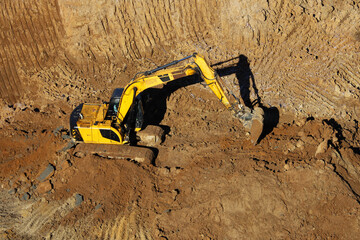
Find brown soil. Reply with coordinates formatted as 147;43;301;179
1;0;360;239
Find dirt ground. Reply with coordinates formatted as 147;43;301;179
1;0;360;239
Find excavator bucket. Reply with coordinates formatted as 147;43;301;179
233;106;264;145
249;107;264;144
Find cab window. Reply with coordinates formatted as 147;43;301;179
100;129;120;142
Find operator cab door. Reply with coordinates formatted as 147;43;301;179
105;88;124;120
99;127;122;144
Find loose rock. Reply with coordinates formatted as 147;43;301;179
315;140;329;157
75;193;84;206
37;164;55;182
21;193;30;201
36;180;53;194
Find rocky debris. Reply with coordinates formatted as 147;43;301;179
315;140;329;157
331;148;360;199
74;151;85;158
13;103;26;111
294;118;306;127
0;105;17;127
295;139;305;149
137;125;165;146
58;141;76;153
62;134;71;140
36;181;53;194
17;173;29;183
37;164;55;182
53;126;65;137
75;193;84;206
8;189;16;195
21;192;30;201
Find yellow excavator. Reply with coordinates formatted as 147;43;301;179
70;53;264;163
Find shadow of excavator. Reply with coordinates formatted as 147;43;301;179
140;54;279;143
140;75;201;133
214;55;279;142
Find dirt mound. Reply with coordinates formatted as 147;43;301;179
1;0;360;239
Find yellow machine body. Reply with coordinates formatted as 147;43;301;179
70;53;261;145
73;103;124;144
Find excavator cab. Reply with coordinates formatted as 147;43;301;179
122;94;145;136
103;87;145;143
105;88;123;120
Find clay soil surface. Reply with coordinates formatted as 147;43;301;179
1;0;360;239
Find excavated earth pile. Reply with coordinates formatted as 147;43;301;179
1;0;360;239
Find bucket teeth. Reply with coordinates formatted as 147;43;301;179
250;118;264;145
249;107;265;145
235;106;264;144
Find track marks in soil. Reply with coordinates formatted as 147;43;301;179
62;0;219;62
0;0;63;103
15;197;76;237
99;210;152;240
331;54;360;94
0;192;85;239
249;2;360;118
1;192;152;240
46;208;152;239
0;191;24;232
